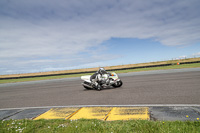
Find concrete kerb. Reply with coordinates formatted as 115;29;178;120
0;105;200;121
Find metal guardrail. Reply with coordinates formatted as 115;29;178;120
0;61;200;80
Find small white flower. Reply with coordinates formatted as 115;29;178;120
58;124;67;128
48;126;50;128
76;126;78;128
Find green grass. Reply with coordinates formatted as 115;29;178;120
114;63;200;73
0;119;200;133
0;73;93;84
0;63;200;84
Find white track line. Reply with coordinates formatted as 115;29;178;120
0;104;200;111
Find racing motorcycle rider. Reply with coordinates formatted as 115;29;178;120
90;67;111;88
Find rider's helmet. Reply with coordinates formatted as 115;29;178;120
98;67;106;74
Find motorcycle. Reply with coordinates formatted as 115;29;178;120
81;72;123;91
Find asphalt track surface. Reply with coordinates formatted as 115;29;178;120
0;68;200;109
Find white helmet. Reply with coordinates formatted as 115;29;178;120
98;67;106;74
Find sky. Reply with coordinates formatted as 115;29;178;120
0;0;200;75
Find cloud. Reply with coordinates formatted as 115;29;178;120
0;0;200;74
179;55;187;59
193;52;200;56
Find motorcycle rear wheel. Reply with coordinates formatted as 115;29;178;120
83;86;92;90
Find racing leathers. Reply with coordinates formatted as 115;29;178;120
90;68;111;87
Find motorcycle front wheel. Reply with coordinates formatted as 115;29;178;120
112;80;123;88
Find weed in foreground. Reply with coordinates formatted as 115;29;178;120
1;119;200;133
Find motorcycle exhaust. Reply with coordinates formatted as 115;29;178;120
82;83;93;89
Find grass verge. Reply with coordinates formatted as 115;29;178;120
114;63;200;73
1;119;200;133
0;63;200;84
0;73;93;84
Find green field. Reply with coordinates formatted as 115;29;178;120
114;63;200;73
0;63;200;84
1;119;200;133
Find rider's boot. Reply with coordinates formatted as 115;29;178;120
91;80;98;88
106;79;110;85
